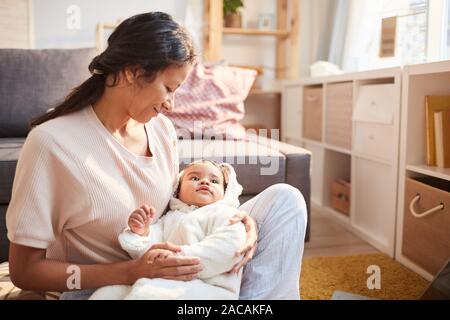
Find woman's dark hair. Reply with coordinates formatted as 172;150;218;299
30;12;196;127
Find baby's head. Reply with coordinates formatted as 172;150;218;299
177;160;229;207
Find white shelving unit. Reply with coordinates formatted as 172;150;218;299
282;68;402;257
395;60;450;281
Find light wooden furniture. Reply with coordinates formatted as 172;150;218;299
95;19;123;52
203;0;300;80
325;82;353;150
302;86;323;141
395;60;450;281
282;68;402;257
0;0;34;48
203;0;300;137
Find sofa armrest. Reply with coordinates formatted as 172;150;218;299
277;141;311;242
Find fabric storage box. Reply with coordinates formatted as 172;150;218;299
402;177;450;275
325;82;353;150
331;179;351;215
353;84;396;162
302;86;323;141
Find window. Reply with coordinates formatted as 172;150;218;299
427;0;448;61
342;0;429;72
392;0;428;65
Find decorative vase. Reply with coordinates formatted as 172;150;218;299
224;12;242;28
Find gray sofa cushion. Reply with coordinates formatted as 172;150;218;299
0;206;8;262
0;138;23;204
0;48;96;137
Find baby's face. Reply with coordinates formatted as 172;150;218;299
178;163;225;207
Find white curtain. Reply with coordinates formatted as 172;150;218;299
183;0;204;55
300;0;340;76
328;0;351;67
341;0;383;72
301;0;350;75
308;0;336;63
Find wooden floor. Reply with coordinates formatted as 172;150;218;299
304;206;379;258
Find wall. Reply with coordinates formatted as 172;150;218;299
30;0;329;77
32;0;187;49
300;0;337;76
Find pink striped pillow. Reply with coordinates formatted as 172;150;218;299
168;63;257;140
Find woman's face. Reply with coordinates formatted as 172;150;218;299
178;163;226;207
126;63;192;123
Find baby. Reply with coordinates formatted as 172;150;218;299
90;160;246;300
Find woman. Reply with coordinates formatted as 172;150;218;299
6;12;307;300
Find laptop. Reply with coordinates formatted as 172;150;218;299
419;259;450;300
331;259;450;300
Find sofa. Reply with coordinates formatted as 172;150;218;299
0;48;311;267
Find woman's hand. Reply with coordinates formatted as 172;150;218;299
128;242;203;283
228;211;258;274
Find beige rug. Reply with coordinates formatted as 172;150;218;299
300;253;430;300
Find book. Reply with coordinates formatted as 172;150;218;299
425;96;450;166
434;110;450;168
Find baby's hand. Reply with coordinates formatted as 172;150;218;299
146;249;175;264
128;205;156;236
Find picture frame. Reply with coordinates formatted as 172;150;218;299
258;14;275;30
379;16;397;58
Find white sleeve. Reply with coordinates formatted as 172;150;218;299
179;211;246;279
118;218;165;259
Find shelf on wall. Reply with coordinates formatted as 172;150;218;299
406;164;450;181
223;28;290;38
203;0;300;80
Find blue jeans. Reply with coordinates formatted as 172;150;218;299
60;289;95;300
